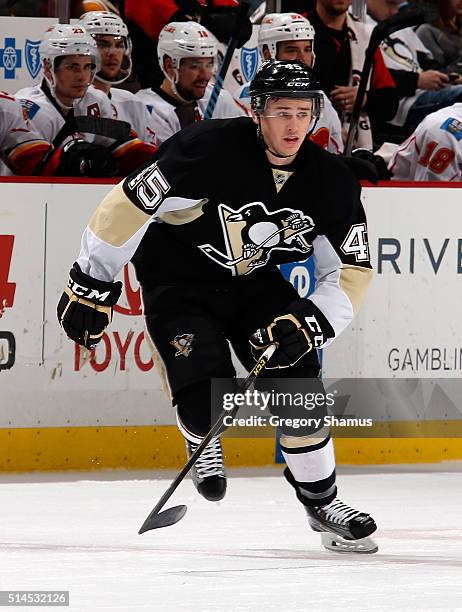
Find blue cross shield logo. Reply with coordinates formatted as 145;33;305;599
0;37;22;79
25;40;41;79
240;47;259;83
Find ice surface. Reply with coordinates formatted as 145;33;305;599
0;469;461;612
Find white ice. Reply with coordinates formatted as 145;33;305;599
0;466;461;612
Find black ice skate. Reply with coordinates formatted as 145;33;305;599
185;437;227;502
306;498;378;554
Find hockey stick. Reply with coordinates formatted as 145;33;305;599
138;342;278;534
203;0;251;120
33;115;131;175
344;8;425;156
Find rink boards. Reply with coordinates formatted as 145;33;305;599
1;178;461;470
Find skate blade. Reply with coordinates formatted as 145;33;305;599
320;532;378;554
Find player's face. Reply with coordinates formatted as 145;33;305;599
94;34;125;80
177;57;215;100
317;0;351;16
257;97;313;158
449;0;462;18
277;40;314;68
367;0;401;20
53;55;95;101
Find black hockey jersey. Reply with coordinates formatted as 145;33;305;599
76;117;373;347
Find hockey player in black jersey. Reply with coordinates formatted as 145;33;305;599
57;60;378;553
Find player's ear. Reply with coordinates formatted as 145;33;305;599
43;58;53;81
163;55;175;80
250;109;259;126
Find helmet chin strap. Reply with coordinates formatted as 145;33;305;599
267;147;295;159
257;117;294;158
46;75;79;110
167;72;193;103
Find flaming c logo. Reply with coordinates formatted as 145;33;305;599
0;235;16;318
114;264;142;316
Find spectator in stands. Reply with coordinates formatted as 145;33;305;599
388;102;462;180
136;21;246;145
80;11;158;146
368;0;462;136
258;12;343;153
417;0;462;73
309;0;399;149
73;0;118;16
0;91;56;175
0;0;116;17
120;0;252;88
16;24;155;176
0;0;48;16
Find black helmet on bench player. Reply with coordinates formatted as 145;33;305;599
249;60;323;120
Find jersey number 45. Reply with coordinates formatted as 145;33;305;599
340;223;369;262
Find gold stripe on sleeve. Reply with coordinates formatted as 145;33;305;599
280;428;330;448
88;182;151;247
340;265;373;315
159;199;207;225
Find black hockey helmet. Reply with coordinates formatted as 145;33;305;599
249;59;323;119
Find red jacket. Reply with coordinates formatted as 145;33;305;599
124;0;238;41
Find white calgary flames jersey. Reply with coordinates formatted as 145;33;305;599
108;87;157;146
136;83;247;144
389;103;462;181
311;93;343;154
0;91;48;176
15;84;114;145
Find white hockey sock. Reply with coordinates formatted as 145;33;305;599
282;435;336;503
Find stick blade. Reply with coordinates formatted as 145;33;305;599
138;505;187;534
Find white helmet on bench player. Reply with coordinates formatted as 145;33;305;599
157;21;217;83
79;11;132;84
40;24;100;106
258;13;315;66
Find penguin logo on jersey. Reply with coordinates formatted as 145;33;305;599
170;334;195;357
198;202;315;276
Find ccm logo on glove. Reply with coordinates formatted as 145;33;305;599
57;263;122;350
249;299;334;369
304;315;324;348
68;279;113;304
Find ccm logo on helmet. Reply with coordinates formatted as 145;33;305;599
68;280;111;303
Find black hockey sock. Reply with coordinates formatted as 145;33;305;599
175;380;213;438
283;465;337;508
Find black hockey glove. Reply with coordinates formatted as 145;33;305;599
341;149;391;182
340;153;379;184
57;263;122;350
249;299;332;369
56;140;119;178
352;148;391;180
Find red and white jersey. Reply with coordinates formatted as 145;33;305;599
310;93;343;154
389;104;462;181
14;84;114;146
0;91;51;176
108;87;158;146
136;83;247;144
